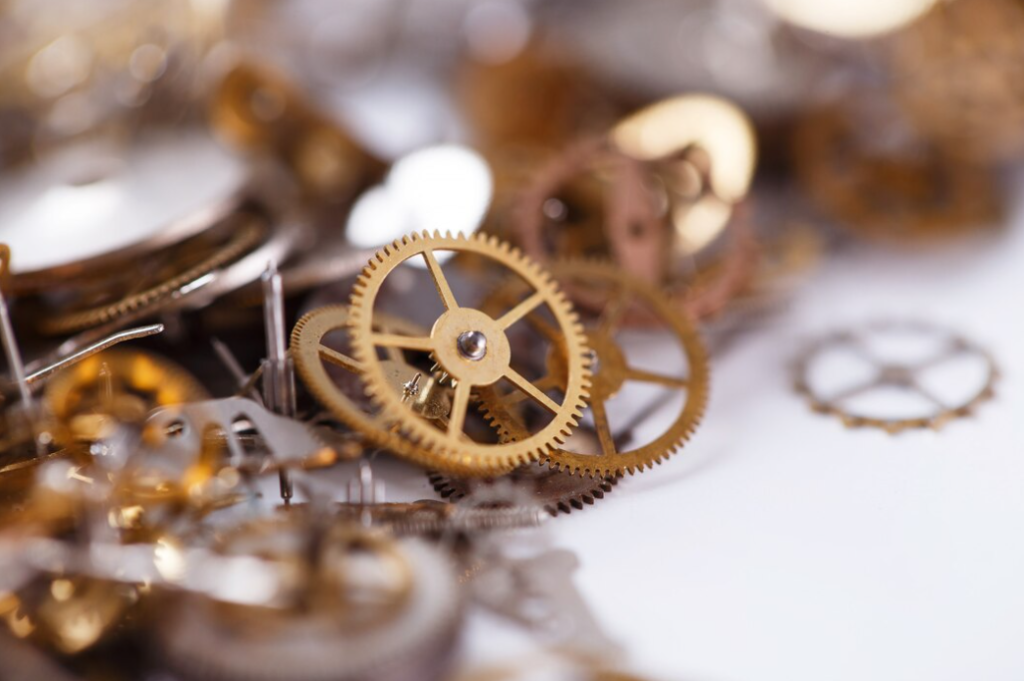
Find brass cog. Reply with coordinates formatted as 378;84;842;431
291;305;455;465
44;349;210;445
479;260;709;477
427;460;619;517
40;215;268;335
347;231;591;474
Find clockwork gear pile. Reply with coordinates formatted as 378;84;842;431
0;0;1015;679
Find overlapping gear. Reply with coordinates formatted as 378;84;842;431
0;0;1013;678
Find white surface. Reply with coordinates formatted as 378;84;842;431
515;213;1023;680
0;131;244;274
344;197;1024;680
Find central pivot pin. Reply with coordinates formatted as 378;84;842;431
457;331;488;361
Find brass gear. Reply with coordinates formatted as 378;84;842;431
346;231;591;474
427;461;619;517
792;100;1001;243
513;134;756;323
44;349;210;444
40;214;268;335
479;260;709;477
291;305;455;464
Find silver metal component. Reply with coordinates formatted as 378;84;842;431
157;535;463;681
0;247;42;455
211;337;265;404
146;397;332;473
261;262;292;415
402;373;422;400
456;330;488;360
24;323;165;388
471;548;622;659
261;261;295;503
0;251;32;411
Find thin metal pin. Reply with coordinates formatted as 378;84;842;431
261;261;293;504
211;337;264;404
25;324;164;387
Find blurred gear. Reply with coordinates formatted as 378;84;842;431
479;260;709;477
346;231;592;475
39;215;269;334
291;305;456;464
515;95;759;321
428;459;618;517
44;348;208;444
889;0;1024;162
793;320;998;433
157;515;462;681
211;62;385;201
792;100;1001;242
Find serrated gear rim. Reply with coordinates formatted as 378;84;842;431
347;230;592;474
480;258;710;478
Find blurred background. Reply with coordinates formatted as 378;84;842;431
1;0;1020;262
2;1;1024;680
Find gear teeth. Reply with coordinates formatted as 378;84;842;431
336;230;590;476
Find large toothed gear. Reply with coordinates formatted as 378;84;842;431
346;231;592;475
479;259;709;477
291;306;455;466
427;462;619;517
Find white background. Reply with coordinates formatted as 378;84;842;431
444;187;1024;680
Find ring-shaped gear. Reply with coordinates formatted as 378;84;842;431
793;320;998;433
347;231;591;474
44;349;210;445
427;461;618;517
478;259;709;477
291;306;455;464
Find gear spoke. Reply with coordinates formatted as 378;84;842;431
910;380;948;410
623;366;688;390
590;398;617;457
500;374;559;408
910;342;962;372
504;367;561;415
319;344;361;373
826;377;881;404
839;335;884;368
497;291;546;330
422;249;459;311
526;313;561;343
447;381;471;437
597;287;630;334
371;334;434;353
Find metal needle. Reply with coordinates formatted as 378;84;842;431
0;246;41;455
262;261;294;503
24;323;165;387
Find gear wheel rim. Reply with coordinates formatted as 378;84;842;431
479;259;710;477
347;230;592;474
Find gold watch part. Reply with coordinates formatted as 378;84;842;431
514;97;759;323
887;0;1024;163
792;100;1002;243
478;259;709;477
291;305;459;464
345;231;592;474
428;459;619;518
211;62;386;201
157;514;462;681
44;348;210;444
37;211;270;335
